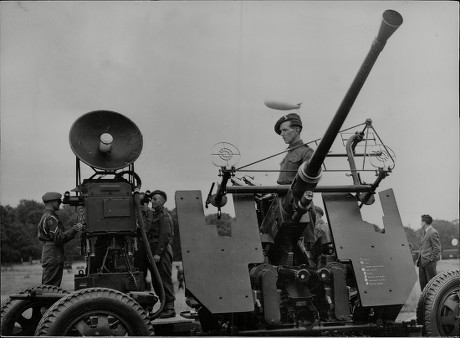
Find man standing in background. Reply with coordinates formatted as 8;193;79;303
416;214;441;291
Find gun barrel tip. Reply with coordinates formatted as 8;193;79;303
383;10;403;28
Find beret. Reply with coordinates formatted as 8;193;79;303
42;192;62;202
274;113;303;135
151;190;167;202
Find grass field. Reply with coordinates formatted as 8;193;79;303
2;259;459;320
1;261;191;315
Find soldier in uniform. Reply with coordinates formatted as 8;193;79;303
148;190;176;318
256;113;315;225
176;265;185;290
135;191;155;290
275;113;316;248
38;192;83;286
274;113;314;185
313;206;331;243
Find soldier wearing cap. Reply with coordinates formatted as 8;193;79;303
313;206;331;243
147;190;176;318
38;192;83;286
274;113;314;185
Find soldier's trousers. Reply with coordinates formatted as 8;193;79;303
153;244;175;309
41;244;64;287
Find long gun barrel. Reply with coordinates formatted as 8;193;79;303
289;10;403;205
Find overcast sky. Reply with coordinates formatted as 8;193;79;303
1;1;458;230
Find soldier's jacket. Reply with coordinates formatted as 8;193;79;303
146;206;174;257
314;219;332;243
277;139;314;185
37;209;77;245
38;208;77;266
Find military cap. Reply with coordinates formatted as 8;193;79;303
151;190;167;202
314;206;324;216
42;192;62;202
421;214;433;225
274;113;303;135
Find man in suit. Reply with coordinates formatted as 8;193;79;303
416;214;441;291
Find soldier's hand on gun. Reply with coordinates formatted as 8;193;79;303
153;255;161;263
74;222;84;232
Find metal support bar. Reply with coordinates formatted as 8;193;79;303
226;185;373;195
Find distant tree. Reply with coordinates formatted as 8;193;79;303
1;205;24;263
404;226;419;251
205;213;233;237
405;219;459;254
432;219;459;250
15;199;43;225
169;210;234;261
12;200;43;262
0;201;82;264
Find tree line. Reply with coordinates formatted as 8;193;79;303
0;199;232;264
1;199;458;264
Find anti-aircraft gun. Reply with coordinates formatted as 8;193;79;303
174;9;424;336
2;9;459;338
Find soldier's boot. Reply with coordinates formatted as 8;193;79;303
160;302;176;318
159;308;176;318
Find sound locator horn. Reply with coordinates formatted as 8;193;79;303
69;110;143;170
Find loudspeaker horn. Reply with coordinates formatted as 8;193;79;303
69;110;143;170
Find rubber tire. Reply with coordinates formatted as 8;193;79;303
416;269;459;336
0;285;69;336
416;268;439;326
35;287;154;336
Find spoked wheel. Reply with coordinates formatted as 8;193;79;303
416;269;460;336
35;287;154;336
0;285;69;336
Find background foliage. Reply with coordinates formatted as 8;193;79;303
1;200;458;264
